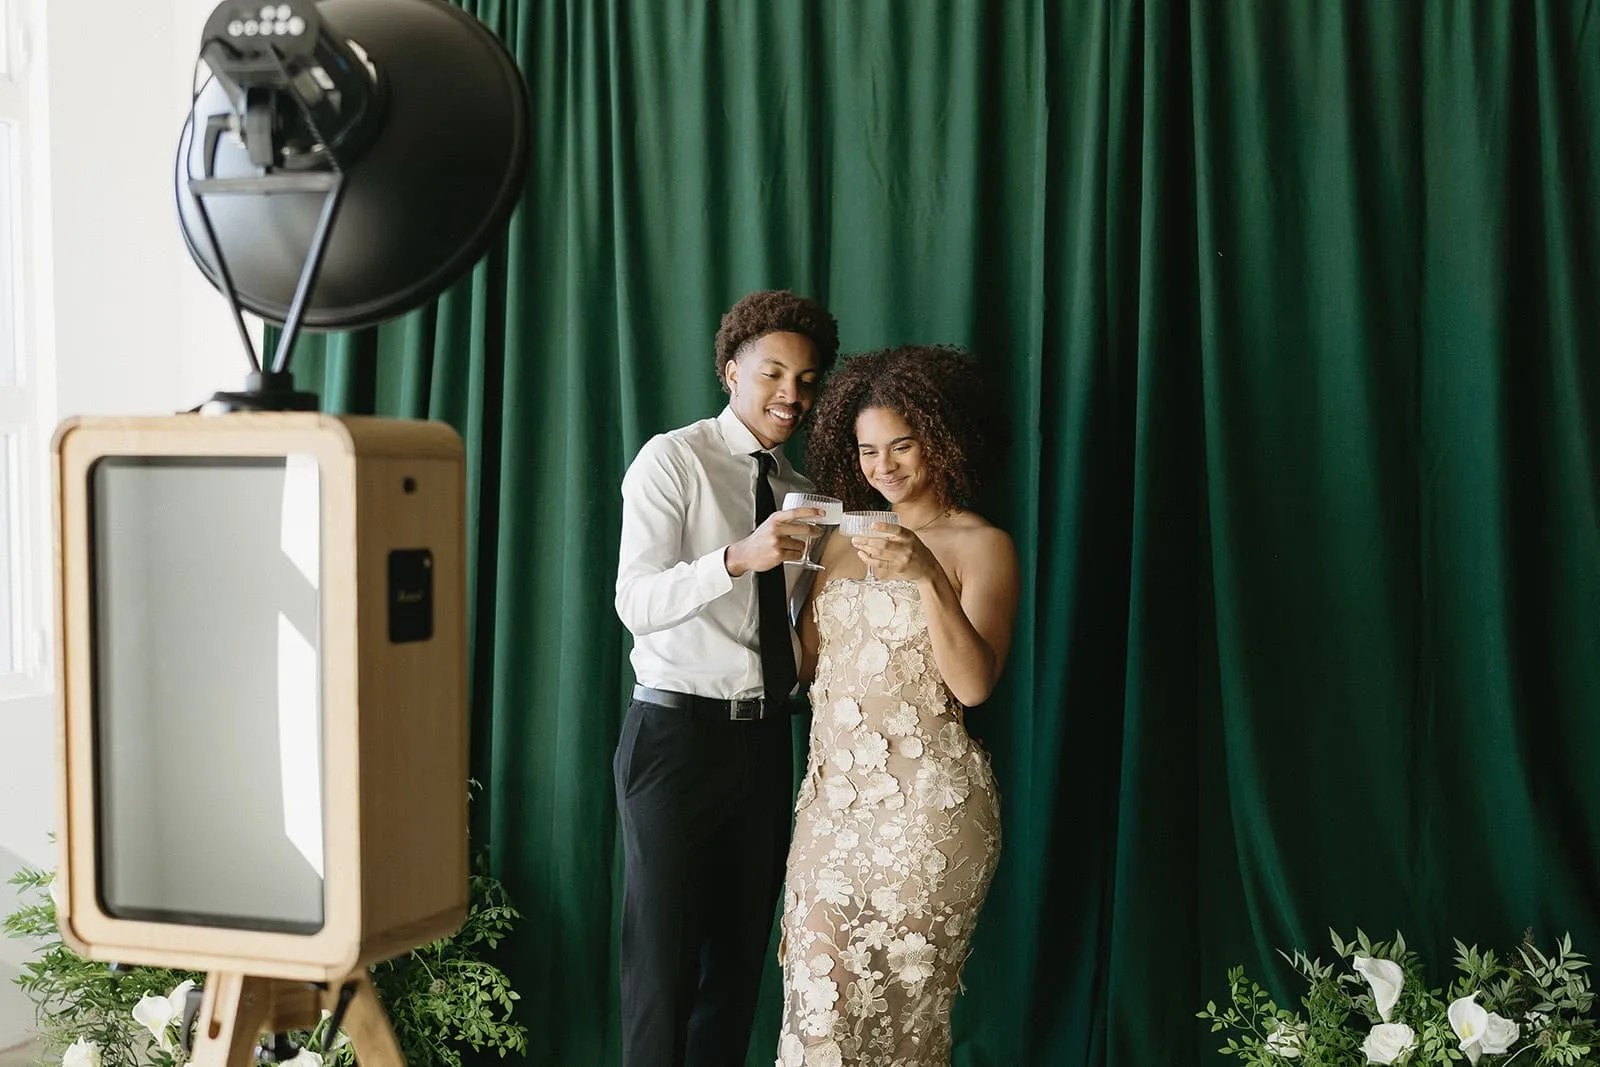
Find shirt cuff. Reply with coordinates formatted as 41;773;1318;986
695;545;738;598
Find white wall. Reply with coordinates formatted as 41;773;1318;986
1;0;253;1045
47;0;258;418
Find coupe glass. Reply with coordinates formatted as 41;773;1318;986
782;492;843;570
838;510;900;581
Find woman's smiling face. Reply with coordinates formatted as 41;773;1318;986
855;406;929;505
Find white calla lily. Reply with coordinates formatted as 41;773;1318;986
1481;1012;1520;1054
1352;956;1405;1022
1361;1022;1416;1065
166;978;196;1017
131;978;196;1053
1449;993;1489;1064
1264;1020;1305;1058
132;994;178;1051
61;1037;102;1067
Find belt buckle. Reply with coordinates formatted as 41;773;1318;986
729;698;762;721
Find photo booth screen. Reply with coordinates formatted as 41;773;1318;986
89;456;326;933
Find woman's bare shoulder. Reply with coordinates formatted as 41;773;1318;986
945;511;1017;576
946;509;1010;543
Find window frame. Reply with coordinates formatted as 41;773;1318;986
0;0;53;700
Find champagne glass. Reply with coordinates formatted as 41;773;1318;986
838;510;900;581
782;492;843;570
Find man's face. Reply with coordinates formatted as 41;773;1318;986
725;331;821;448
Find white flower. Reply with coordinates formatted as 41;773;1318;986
828;748;855;774
801;972;838;1014
833;828;860;850
1361;1022;1416;1064
856;640;889;676
62;1038;102;1067
804;1040;843;1067
1481;1012;1520;1054
1264;1020;1304;1058
858;921;892;949
167;978;196;1013
845;979;888;1018
884;703;918;736
132;993;174;1046
778;1032;806;1067
863;588;896;628
858;772;903;808
885;933;937;985
832;698;862;729
869;885;907;924
937;722;969;757
898;735;924;758
1353;956;1404;1022
1449;993;1489;1064
814;868;852;906
852;732;889;773
800;1009;837;1037
839;943;873;975
915;760;970;810
823;775;857;811
133;977;195;1052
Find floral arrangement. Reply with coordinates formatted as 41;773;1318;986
4;858;527;1067
1199;929;1600;1065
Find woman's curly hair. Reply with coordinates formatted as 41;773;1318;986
805;345;1006;512
713;289;839;391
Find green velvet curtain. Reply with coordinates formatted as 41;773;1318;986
282;2;1600;1063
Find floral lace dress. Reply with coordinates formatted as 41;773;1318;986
777;578;1001;1067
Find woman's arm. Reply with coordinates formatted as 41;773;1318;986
918;528;1019;706
854;523;1020;707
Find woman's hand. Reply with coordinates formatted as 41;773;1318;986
851;523;942;584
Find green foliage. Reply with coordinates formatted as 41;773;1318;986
3;857;527;1066
1197;929;1600;1066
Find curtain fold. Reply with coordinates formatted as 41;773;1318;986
280;2;1600;1063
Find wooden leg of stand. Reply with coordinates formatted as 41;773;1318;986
328;971;405;1067
187;973;274;1067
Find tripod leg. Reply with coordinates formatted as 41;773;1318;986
331;971;405;1066
187;973;274;1067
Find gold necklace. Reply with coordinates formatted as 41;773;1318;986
906;508;949;533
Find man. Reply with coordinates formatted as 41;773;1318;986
613;289;840;1067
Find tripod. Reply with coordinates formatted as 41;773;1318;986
186;970;402;1067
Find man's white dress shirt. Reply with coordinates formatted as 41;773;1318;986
615;406;810;699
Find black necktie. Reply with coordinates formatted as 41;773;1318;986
753;452;797;701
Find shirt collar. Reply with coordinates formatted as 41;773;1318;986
715;405;786;468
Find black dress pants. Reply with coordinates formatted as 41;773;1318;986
613;697;794;1067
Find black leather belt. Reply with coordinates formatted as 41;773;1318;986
632;684;780;721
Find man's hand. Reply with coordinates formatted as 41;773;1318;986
725;507;823;576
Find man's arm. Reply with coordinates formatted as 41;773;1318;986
614;437;735;636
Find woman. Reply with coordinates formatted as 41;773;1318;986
776;346;1020;1067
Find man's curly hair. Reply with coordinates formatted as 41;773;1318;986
804;345;1006;512
714;289;839;392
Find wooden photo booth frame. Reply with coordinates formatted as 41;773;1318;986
53;413;469;1065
